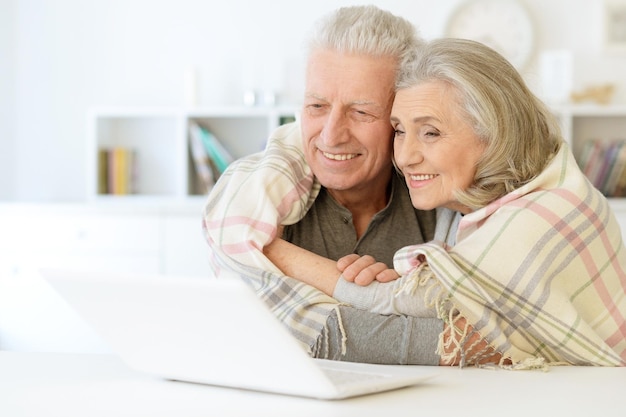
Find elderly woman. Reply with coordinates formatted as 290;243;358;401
267;38;626;367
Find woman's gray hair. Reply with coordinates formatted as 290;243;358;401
396;38;563;210
306;5;422;66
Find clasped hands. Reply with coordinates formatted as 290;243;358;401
337;253;400;285
338;253;508;366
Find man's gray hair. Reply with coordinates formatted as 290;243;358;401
306;5;422;64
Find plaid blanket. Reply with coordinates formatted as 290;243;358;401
203;122;341;353
393;143;626;366
204;120;626;366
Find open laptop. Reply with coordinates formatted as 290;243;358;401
41;268;438;400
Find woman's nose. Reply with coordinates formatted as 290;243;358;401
395;137;423;169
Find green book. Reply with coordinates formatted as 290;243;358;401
190;123;234;173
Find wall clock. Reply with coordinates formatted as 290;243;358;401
445;0;535;70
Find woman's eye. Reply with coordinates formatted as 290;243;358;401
393;129;405;138
421;128;441;141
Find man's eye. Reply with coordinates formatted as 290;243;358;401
305;104;326;115
351;109;376;122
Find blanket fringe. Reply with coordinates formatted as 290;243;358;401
400;260;554;370
335;304;348;356
499;357;550;371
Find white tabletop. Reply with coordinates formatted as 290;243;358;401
1;351;624;417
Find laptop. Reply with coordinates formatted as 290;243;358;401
41;268;438;400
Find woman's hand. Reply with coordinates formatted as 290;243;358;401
439;316;510;366
337;254;401;286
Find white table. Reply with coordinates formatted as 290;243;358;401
1;351;624;417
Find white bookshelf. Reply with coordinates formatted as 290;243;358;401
87;106;298;201
552;104;626;157
86;104;626;233
551;104;626;234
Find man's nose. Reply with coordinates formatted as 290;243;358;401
319;108;348;146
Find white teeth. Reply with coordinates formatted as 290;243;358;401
410;174;437;181
323;152;357;161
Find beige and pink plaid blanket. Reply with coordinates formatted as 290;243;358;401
204;121;626;366
393;144;626;366
203;123;341;353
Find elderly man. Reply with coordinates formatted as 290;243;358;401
204;6;445;365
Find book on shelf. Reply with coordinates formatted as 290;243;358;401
98;149;109;194
579;140;604;186
97;147;137;195
605;144;626;196
188;124;216;193
279;115;297;125
578;138;626;197
188;122;234;180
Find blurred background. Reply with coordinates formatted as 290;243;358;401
1;0;626;353
1;0;625;202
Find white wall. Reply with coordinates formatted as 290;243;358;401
4;0;626;201
0;0;16;200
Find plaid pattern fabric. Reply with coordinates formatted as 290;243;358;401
203;122;340;353
393;143;626;366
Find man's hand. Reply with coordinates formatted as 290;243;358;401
263;237;341;296
337;254;400;286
